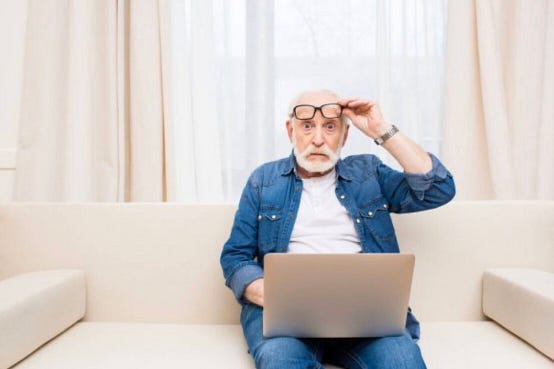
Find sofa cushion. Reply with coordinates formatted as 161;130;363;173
419;322;554;368
483;268;554;360
11;322;554;369
11;323;254;369
0;269;85;369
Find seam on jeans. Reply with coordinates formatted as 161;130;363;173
337;347;367;369
306;340;322;364
311;346;318;362
241;303;257;323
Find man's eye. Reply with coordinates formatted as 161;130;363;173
325;122;337;131
302;123;313;130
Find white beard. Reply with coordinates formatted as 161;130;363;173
292;136;343;175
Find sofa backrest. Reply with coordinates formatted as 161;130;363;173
0;202;552;324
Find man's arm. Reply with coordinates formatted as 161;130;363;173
339;98;432;174
220;175;265;304
339;98;455;211
380;132;432;174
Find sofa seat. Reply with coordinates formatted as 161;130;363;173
11;323;253;369
418;322;554;368
11;322;553;369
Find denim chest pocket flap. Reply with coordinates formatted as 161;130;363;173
358;197;395;241
257;209;282;248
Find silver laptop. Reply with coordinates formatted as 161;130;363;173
263;253;415;338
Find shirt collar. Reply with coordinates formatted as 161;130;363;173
280;151;353;181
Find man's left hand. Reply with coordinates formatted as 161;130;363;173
338;98;392;140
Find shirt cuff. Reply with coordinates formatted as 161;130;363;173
403;153;449;192
227;262;265;303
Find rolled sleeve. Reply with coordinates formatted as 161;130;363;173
403;153;449;192
227;262;264;302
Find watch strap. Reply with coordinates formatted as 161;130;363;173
374;125;399;145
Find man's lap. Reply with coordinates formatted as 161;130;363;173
240;303;427;369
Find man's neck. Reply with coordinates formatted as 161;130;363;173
296;166;334;179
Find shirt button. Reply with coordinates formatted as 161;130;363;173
271;215;276;219
383;204;388;209
295;187;300;192
288;214;294;220
368;211;373;216
356;218;361;224
257;215;262;221
340;195;345;199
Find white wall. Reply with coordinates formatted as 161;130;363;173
0;0;27;202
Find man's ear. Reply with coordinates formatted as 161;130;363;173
286;120;294;142
341;124;350;147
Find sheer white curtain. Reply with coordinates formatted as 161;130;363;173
168;0;447;201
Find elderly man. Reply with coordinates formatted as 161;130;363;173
220;90;455;369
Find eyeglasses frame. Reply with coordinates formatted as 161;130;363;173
289;103;343;120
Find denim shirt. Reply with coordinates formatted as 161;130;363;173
220;152;456;339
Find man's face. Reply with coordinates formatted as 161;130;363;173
286;92;349;175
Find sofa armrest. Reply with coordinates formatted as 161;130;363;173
0;269;86;369
483;268;554;360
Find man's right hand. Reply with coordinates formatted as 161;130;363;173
244;278;264;307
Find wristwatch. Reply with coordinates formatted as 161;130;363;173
374;125;399;145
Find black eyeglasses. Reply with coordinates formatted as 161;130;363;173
290;103;343;120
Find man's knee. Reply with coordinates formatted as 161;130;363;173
338;334;425;369
368;335;426;369
253;337;319;369
390;341;426;369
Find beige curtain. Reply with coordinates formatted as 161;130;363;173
14;0;171;201
443;0;554;200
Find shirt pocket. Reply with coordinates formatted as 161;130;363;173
358;196;396;241
257;209;283;248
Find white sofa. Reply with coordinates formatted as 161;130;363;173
0;202;553;369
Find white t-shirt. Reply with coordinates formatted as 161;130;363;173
288;169;362;254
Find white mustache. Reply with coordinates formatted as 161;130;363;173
299;144;335;159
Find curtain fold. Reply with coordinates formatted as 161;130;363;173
443;0;554;200
14;0;168;202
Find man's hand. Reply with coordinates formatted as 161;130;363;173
338;98;392;140
244;278;264;307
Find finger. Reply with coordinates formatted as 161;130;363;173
348;99;378;108
338;98;356;107
341;108;359;124
346;101;370;108
339;97;369;106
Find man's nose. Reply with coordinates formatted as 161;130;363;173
312;126;325;147
311;111;325;147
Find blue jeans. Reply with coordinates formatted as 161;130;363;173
241;303;427;369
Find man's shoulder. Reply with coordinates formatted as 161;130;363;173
339;154;382;176
342;153;381;164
